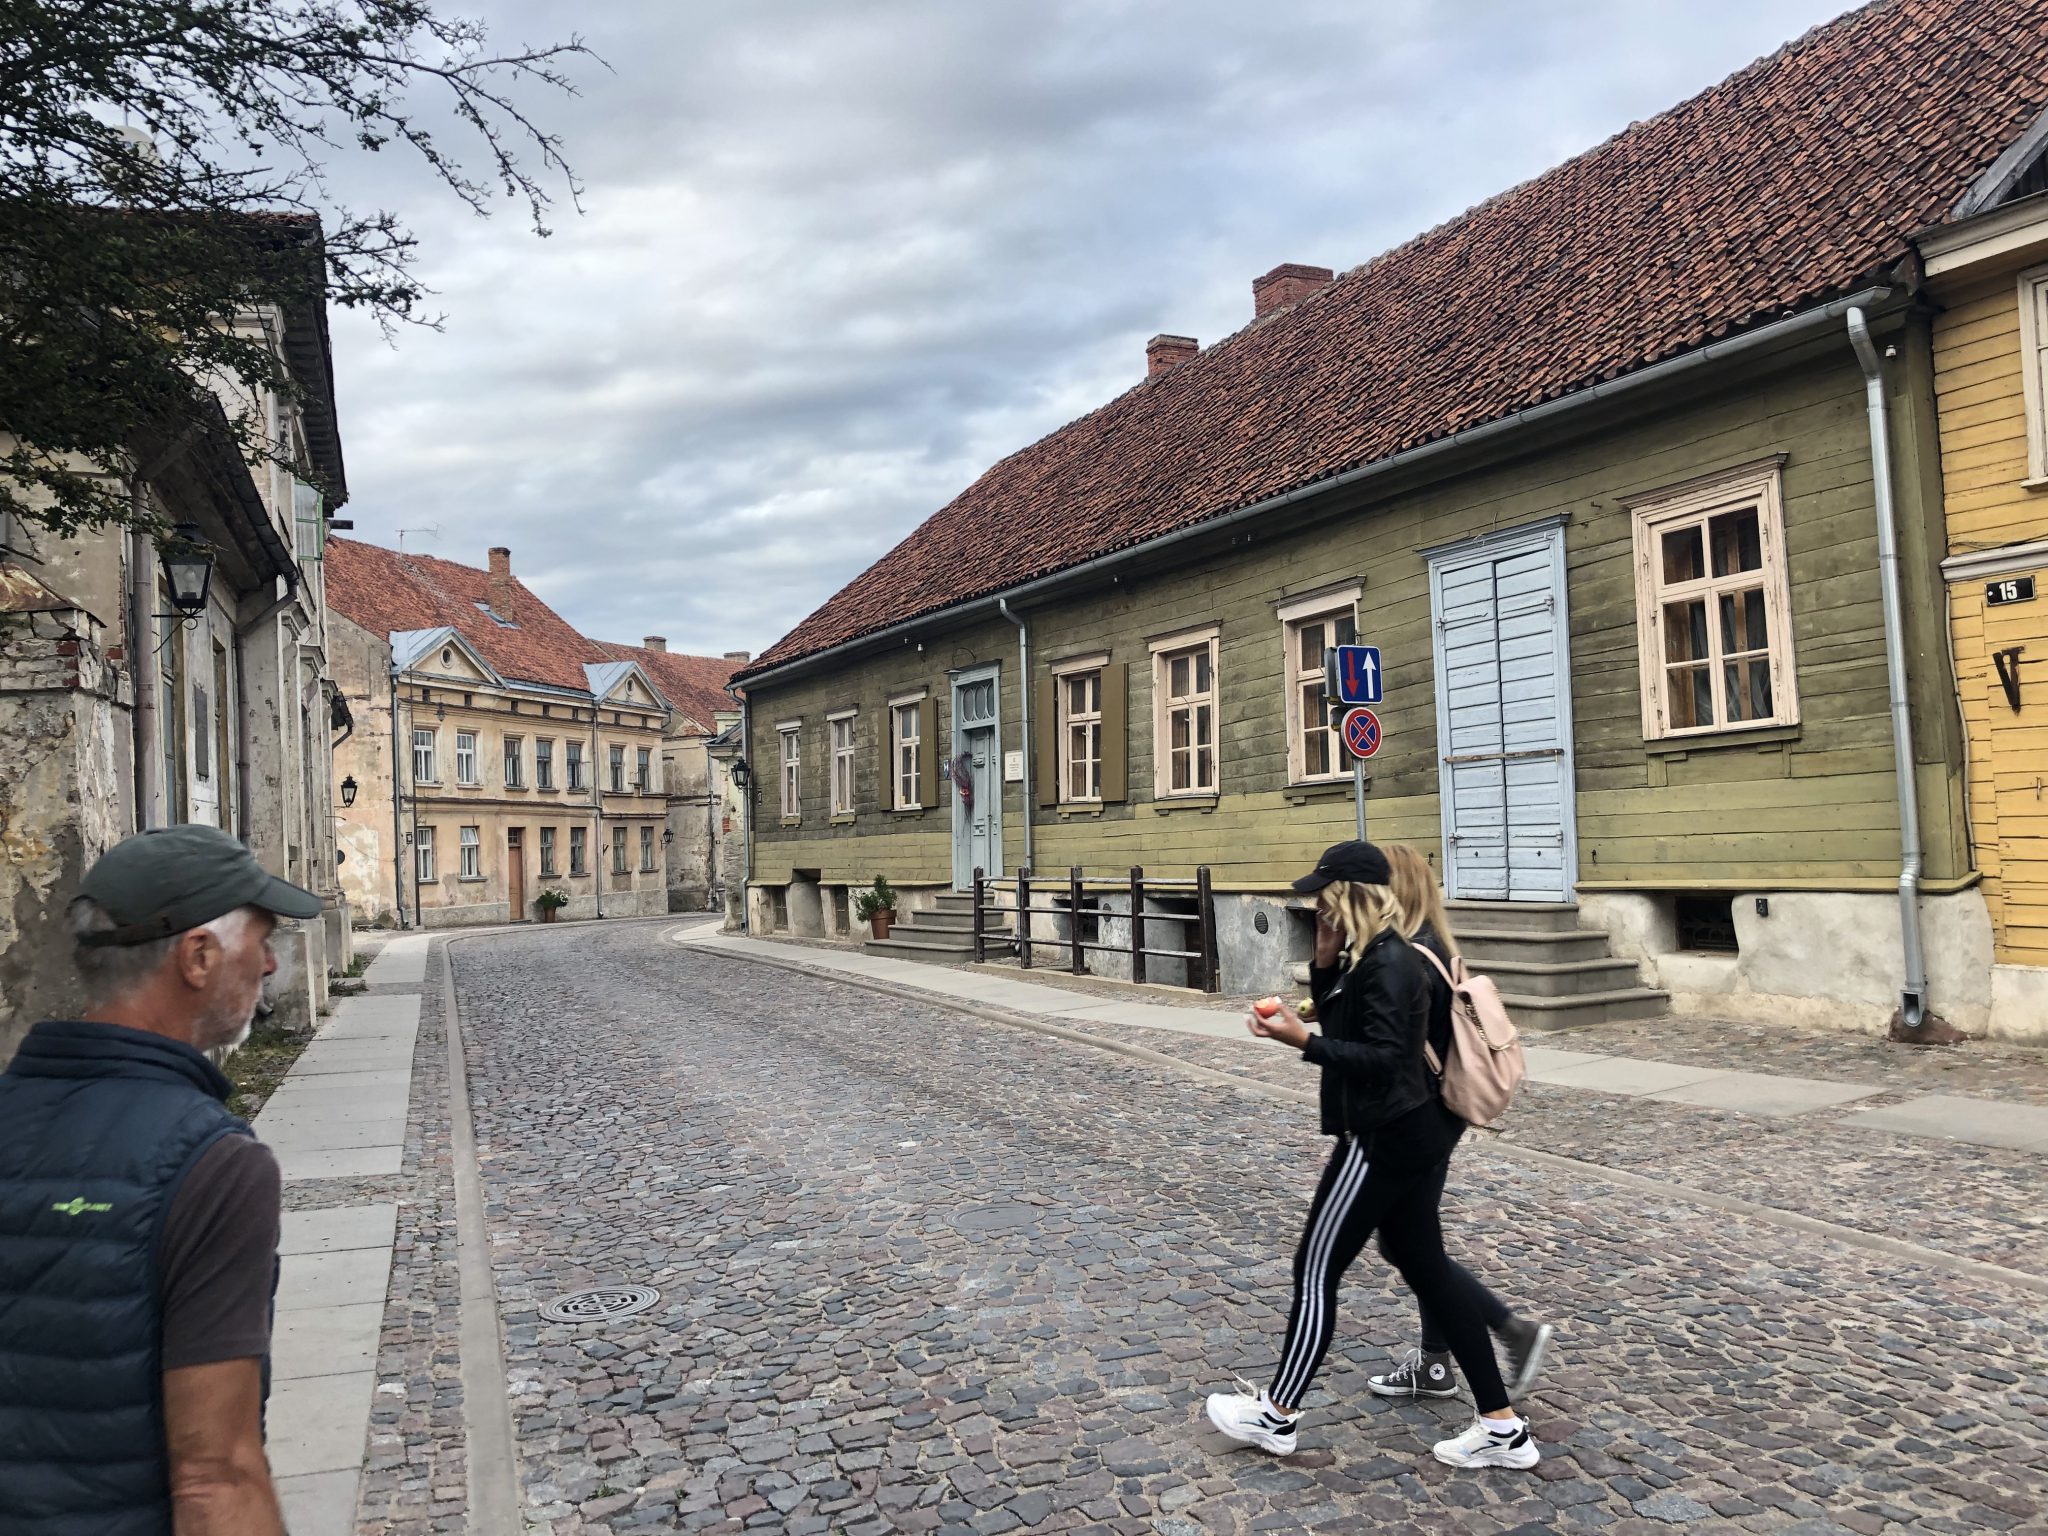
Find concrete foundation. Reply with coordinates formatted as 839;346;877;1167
1989;964;2048;1041
1580;887;2001;1038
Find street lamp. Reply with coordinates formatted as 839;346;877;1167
160;523;215;616
730;757;751;791
340;775;359;808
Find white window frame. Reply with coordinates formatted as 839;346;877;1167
1278;587;1361;785
503;735;524;789
2020;263;2048;485
415;826;437;883
458;824;481;878
640;824;656;871
1629;459;1800;741
889;693;925;810
539;825;557;876
1053;653;1109;804
1149;626;1221;797
412;728;437;785
454;730;478;786
828;709;858;816
778;722;802;821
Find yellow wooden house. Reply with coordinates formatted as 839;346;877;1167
1923;163;2048;1030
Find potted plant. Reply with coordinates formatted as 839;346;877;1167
535;888;568;924
853;875;900;940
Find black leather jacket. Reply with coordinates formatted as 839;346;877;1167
1303;929;1436;1138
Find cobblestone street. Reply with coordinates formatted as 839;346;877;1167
360;923;2048;1536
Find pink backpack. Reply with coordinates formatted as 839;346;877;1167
1412;943;1526;1127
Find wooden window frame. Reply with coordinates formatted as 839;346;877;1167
1628;459;1800;741
637;746;654;794
415;826;437;883
1053;653;1108;805
608;743;627;794
1278;588;1361;785
2020;263;2048;485
569;825;588;875
611;824;629;874
412;727;437;785
454;730;479;786
538;825;557;877
828;709;857;817
535;737;554;791
640;824;656;871
566;740;586;791
503;735;524;789
889;694;924;810
1149;626;1221;797
458;824;481;879
778;721;802;822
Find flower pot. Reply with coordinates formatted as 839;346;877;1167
869;909;896;940
540;906;558;923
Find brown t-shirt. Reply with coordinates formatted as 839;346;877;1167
156;1134;281;1370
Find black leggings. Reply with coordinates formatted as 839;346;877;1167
1381;1238;1511;1354
1268;1136;1511;1414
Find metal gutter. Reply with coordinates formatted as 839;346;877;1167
996;597;1033;873
725;678;750;932
1846;305;1930;1030
738;285;1899;690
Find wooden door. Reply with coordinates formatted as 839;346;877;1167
1429;522;1578;902
951;668;1003;889
507;828;527;920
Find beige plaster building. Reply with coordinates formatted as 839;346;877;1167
327;541;672;927
1;266;351;1055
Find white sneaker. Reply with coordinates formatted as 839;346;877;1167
1432;1417;1540;1470
1204;1378;1298;1456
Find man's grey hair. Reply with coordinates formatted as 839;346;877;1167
68;898;256;1003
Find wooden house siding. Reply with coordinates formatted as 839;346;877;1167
748;338;1962;897
1934;271;2048;966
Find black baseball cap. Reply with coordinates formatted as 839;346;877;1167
77;825;324;946
1291;840;1393;895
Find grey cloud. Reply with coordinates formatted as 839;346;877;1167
323;0;1850;657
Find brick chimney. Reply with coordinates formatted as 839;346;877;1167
1252;263;1334;320
1146;334;1198;380
724;650;752;665
486;546;515;617
643;635;668;652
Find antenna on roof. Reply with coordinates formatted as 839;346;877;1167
397;525;440;550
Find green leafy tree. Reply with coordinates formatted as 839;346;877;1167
0;0;592;539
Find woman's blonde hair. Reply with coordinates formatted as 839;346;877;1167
1314;879;1409;968
1385;843;1458;958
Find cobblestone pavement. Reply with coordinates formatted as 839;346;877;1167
384;924;2046;1535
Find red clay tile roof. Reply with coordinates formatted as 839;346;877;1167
325;537;611;693
598;644;741;734
748;0;2048;676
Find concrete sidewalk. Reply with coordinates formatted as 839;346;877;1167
676;927;2048;1153
255;932;430;1536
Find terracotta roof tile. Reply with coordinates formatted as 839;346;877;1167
598;644;742;734
325;538;610;693
750;0;2048;675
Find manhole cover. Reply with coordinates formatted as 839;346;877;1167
540;1284;661;1323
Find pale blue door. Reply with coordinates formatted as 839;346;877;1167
951;668;1002;889
1428;522;1577;902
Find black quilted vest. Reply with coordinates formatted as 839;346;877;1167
0;1021;256;1536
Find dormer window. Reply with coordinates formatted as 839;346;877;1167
473;601;518;629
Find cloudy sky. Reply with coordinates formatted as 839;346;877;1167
326;0;1851;660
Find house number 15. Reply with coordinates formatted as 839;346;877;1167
1986;575;2037;606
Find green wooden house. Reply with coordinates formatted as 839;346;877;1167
733;0;2048;1040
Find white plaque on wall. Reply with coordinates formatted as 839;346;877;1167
1003;750;1025;783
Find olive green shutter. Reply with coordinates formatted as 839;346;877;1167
1035;676;1058;808
877;705;894;810
1101;662;1128;803
918;697;939;809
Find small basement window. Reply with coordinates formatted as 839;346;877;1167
1674;893;1738;953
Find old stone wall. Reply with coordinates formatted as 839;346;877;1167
0;604;133;1061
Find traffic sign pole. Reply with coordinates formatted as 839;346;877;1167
1353;757;1367;840
1335;704;1383;842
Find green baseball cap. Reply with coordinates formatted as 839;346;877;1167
77;825;324;946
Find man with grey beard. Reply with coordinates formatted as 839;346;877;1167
0;824;323;1536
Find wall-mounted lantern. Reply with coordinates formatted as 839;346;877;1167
160;523;215;617
340;775;359;808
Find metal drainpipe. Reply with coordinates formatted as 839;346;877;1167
997;597;1033;874
128;500;163;830
591;709;604;918
727;679;750;933
1847;306;1929;1028
389;661;409;928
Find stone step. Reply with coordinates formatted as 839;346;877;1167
1457;927;1613;965
863;934;1014;963
931;892;976;913
1445;900;1584;935
1477;956;1646;998
906;910;979;934
1504;987;1670;1032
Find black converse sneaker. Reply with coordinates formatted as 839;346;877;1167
1368;1348;1459;1399
1204;1378;1298;1455
1498;1318;1554;1398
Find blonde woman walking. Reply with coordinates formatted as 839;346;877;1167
1366;844;1553;1404
1204;841;1537;1469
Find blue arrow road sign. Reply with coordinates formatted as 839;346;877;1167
1327;644;1383;706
